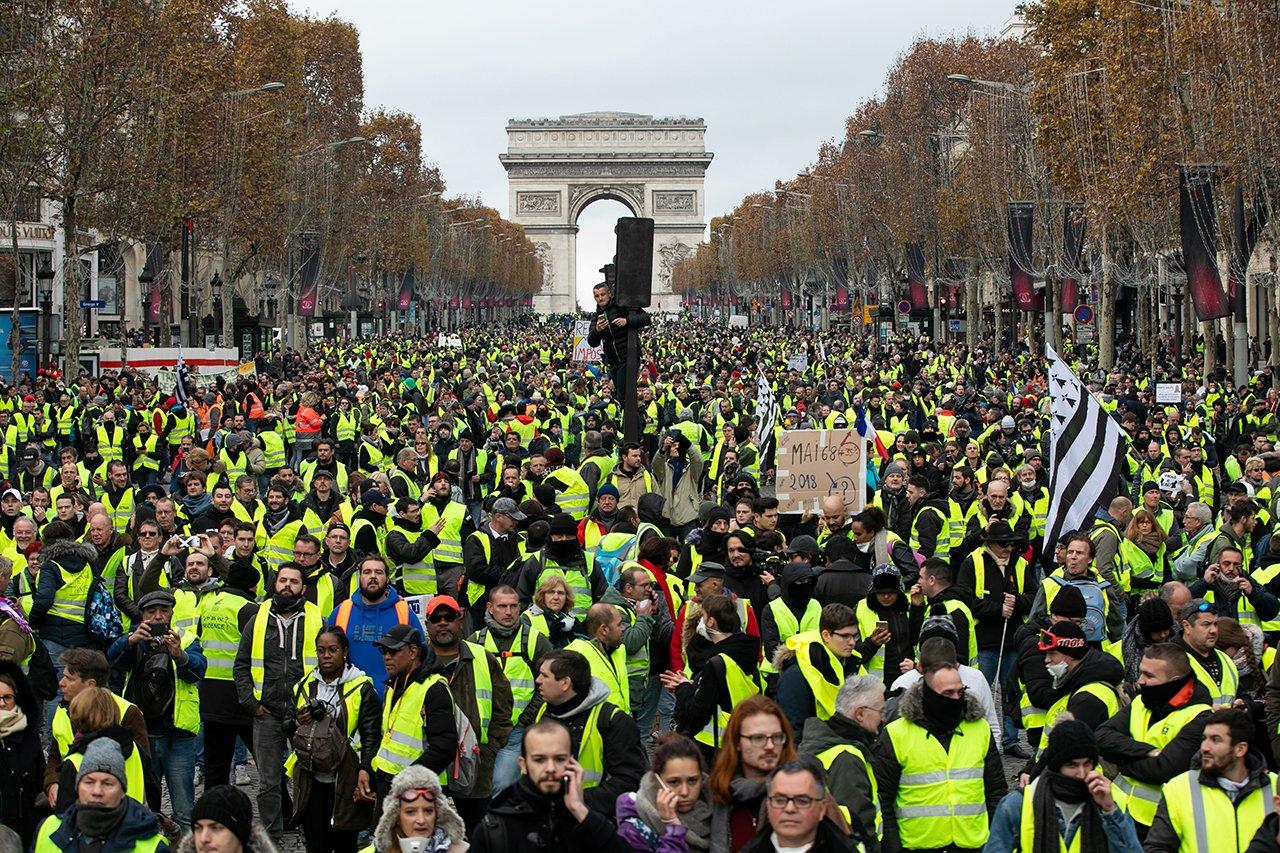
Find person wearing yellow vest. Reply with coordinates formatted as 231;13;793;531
1037;620;1125;750
918;557;979;665
232;564;324;840
469;585;554;794
368;623;457;814
518;513;609;623
299;438;350;494
984;717;1142;852
289;533;344;620
420;473;472;599
28;520;99;655
798;674;888;844
531;648;646;816
874;660;1006;852
129;420;162;487
759;562;822;664
385;497;443;596
542;447;590;521
288;625;381;851
418;594;513;829
906;475;951;563
774;603;884;737
461;496;526;618
1146;707;1278;853
32;737;168;853
1096;643;1213;834
567;601;632;714
661;592;762;760
106;588;208;826
1175;598;1242;708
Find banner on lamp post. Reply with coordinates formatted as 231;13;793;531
1007;202;1037;312
397;266;414;312
906;243;928;310
296;232;320;318
145;242;165;326
1061;203;1086;311
1179;166;1231;322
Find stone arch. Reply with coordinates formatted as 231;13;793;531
502;112;713;314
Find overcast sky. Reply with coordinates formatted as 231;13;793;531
294;1;1018;308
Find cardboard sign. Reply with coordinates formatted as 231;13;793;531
571;320;602;363
435;334;463;349
1155;382;1182;404
728;314;749;328
773;428;867;514
786;353;809;373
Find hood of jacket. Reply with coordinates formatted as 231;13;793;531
176;824;279;853
801;712;876;756
542;675;611;720
1055;648;1125;694
43;538;98;571
638;493;666;525
352;584;408;614
712;631;763;674
70;725;137;761
898;678;985;726
372;764;466;852
779;561;817;597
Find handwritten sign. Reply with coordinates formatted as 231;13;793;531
571;320;602;363
773;428;867;514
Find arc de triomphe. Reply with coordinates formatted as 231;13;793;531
500;112;713;314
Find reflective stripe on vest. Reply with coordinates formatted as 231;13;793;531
260;431;286;469
1187;648;1240;707
49;561;93;623
910;505;950;560
479;624;543;724
457;641;495;744
373;674;449;775
1115;698;1211;825
1019;778;1081;852
1162;768;1276;853
885;715;991;849
1040;681;1119;758
392;524;436;594
815;742;882;840
535;699;613;788
199;590;244;681
248;601;322;700
694;652;761;748
424;501;466;565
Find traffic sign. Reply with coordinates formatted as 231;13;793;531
897;300;912;315
80;299;106;310
1073;305;1094;324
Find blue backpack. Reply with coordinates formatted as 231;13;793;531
1049;575;1108;642
595;535;638;586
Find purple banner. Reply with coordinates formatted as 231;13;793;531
833;284;849;310
296;232;320;318
1179;167;1230;322
906;243;928;310
144;241;165;325
1007;202;1037;312
397;266;414;312
1061;202;1086;311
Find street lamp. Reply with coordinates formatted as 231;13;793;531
946;73;1030;95
138;267;155;345
210;272;223;346
36;260;55;370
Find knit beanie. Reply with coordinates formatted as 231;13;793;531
919;609;960;650
77;737;127;787
883;461;906;479
191;785;253;846
1040;717;1099;772
548;513;578;537
1137;598;1175;638
1049;585;1087;620
871;564;903;592
596;483;620;501
225;562;260;593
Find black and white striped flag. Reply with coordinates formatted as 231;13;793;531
174;351;190;406
1043;344;1127;550
755;367;779;456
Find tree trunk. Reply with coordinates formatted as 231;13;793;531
1098;228;1116;369
1202;320;1216;377
966;274;979;350
62;194;81;375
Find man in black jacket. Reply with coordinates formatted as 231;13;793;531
586;281;650;404
532;648;644;817
469;717;632;853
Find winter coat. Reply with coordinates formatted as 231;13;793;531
672;632;761;745
420;641;513;798
0;660;43;845
871;680;1007;853
799;714;880;850
812;559;873;611
324;587;426;701
175;824;278;853
1095;681;1213;788
616;771;714;852
37;797;169;853
857;587;923;686
371;764;468;853
739;815;862;853
954;549;1036;652
774;635;873;742
29;539;98;647
470;776;633;853
540;676;646;817
586;301;651;368
653;447;705;528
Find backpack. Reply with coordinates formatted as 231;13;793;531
449;699;480;792
290;682;356;775
594;534;637;586
85;575;123;648
1050;575;1108;642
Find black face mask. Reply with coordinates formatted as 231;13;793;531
788;581;815;604
272;592;304;612
75;801;127;838
1045;770;1091;804
701;529;725;552
921;682;967;733
545;539;583;565
1138;674;1191;708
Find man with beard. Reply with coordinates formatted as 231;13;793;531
255;484;322;582
418;595;512;831
874;660;1007;852
233;564;323;842
299;469;341;526
723;530;779;628
385;497;444;598
985;719;1140;852
1096;643;1213;837
328;555;423;700
577;483;621;554
421;471;472;604
947;466;980;550
1146;708;1277;852
449;429;489;526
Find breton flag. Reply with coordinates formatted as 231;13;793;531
174;351;190;407
1043;345;1127;550
754;367;779;457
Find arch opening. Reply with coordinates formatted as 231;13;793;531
574;197;633;311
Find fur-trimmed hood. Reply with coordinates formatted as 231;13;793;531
373;764;468;853
897;678;985;726
42;538;98;567
176;824;279;853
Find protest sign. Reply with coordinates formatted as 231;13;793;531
773;428;867;514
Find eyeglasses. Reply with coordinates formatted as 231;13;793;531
740;732;787;747
293;550;319;558
0;693;14;707
399;788;436;803
831;630;859;642
137;531;160;538
427;611;460;624
767;794;818;810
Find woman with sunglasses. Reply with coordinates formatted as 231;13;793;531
371;764;468;852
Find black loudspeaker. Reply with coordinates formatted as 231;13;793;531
614;217;654;308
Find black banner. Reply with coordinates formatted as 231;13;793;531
1061;202;1086;311
1179;167;1230;322
906;243;927;310
1007;202;1037;312
296;231;320;318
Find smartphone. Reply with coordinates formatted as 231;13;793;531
561;775;570;796
656;775;671;791
875;621;889;633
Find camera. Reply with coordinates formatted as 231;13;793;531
147;621;170;637
302;698;327;721
753;549;786;573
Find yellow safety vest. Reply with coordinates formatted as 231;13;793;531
423;500;466;565
1039;681;1120;757
1019;777;1082;852
198;589;244;682
693;652;761;748
131;434;160;471
535;553;596;621
910;504;950;561
96;425;125;463
545;466;590;520
285;669;373;775
1113;698;1211;826
1160;768;1278;853
102;489;135;533
120;627;202;734
49;559;94;623
761;597;821;676
372;673;450;777
884;714;991;850
260;430;286;470
477;623;544;724
567;637;630;713
789;630;860;720
815;741;882;840
33;815;164;852
247;600;322;701
535;699;616;789
1186;648;1240;707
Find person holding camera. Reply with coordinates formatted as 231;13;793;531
722;530;779;628
287;626;380;853
470;716;635;853
107;588;207;828
653;432;704;541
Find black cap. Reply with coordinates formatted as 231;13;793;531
374;624;423;651
689;561;727;584
785;535;821;557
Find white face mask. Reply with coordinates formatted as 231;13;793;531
696;619;712;640
856;540;873;553
1046;661;1070;684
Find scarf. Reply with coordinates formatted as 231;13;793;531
181;491;212;519
0;705;27;738
0;598;30;633
709;776;766;853
634;772;712;851
74;800;128;839
1031;771;1106;853
483;612;520;640
263;505;292;535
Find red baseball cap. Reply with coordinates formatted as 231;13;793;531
424;595;462;617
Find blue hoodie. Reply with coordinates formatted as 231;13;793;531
326;586;424;700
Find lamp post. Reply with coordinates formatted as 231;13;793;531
210;272;223;347
138;267;155;346
36;260;55;371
